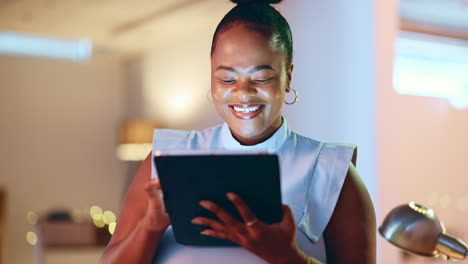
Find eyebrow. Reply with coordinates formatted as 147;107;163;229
215;65;274;73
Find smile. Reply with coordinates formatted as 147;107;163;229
228;104;265;120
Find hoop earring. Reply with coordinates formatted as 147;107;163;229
284;88;298;105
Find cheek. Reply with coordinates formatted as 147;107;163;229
265;87;285;115
211;87;229;108
210;86;222;101
260;86;285;104
269;96;284;114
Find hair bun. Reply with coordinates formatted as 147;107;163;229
230;0;282;4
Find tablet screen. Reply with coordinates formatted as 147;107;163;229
154;153;283;246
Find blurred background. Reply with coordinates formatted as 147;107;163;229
0;0;467;263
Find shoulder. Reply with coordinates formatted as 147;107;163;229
323;162;376;263
289;130;356;159
292;130;361;244
291;131;357;171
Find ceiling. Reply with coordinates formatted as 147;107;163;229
0;0;467;56
0;0;232;56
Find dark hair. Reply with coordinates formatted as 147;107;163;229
210;0;293;66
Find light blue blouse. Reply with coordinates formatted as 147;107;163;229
151;119;356;263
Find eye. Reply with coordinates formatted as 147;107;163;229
253;77;274;83
220;79;236;84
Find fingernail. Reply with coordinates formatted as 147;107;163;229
199;201;210;208
227;192;236;200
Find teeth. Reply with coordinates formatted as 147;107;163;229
233;106;261;113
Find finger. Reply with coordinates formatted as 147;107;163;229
144;178;161;191
226;192;258;225
191;217;225;231
144;180;164;201
280;204;296;227
199;200;239;226
200;229;231;241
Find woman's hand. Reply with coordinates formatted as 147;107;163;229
141;178;170;232
191;192;304;264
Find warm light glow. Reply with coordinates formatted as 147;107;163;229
116;143;152;161
169;94;190;109
102;211;116;225
108;222;117;235
26;231;38;245
93;217;106;228
90;205;103;220
143;44;211;126
26;211;38;225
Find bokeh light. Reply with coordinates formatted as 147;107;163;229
108;222;117;235
102;211;116;225
93;217;106;228
90;205;103;220
26;211;38;225
26;231;38;245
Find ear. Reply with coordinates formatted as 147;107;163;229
286;63;294;92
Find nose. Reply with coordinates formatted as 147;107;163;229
232;80;257;101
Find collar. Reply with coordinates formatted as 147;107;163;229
220;118;290;153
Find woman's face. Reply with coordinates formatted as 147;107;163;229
211;25;293;145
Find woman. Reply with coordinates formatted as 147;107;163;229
101;0;376;263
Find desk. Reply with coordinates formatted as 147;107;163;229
34;221;111;264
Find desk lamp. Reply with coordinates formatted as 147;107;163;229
379;202;467;260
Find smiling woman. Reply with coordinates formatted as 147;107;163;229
211;25;290;145
101;0;376;263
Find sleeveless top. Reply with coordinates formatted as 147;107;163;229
150;119;356;264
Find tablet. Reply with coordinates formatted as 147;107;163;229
153;152;283;246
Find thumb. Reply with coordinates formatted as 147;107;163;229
144;178;163;199
280;204;295;227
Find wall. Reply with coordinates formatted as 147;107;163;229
378;70;468;264
279;0;379;197
141;20;224;130
374;0;400;263
0;54;127;264
280;0;398;263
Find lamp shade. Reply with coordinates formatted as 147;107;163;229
116;120;158;161
379;202;467;260
120;120;158;144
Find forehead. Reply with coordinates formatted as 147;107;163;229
212;25;285;68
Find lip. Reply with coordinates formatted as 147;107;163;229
228;104;265;120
